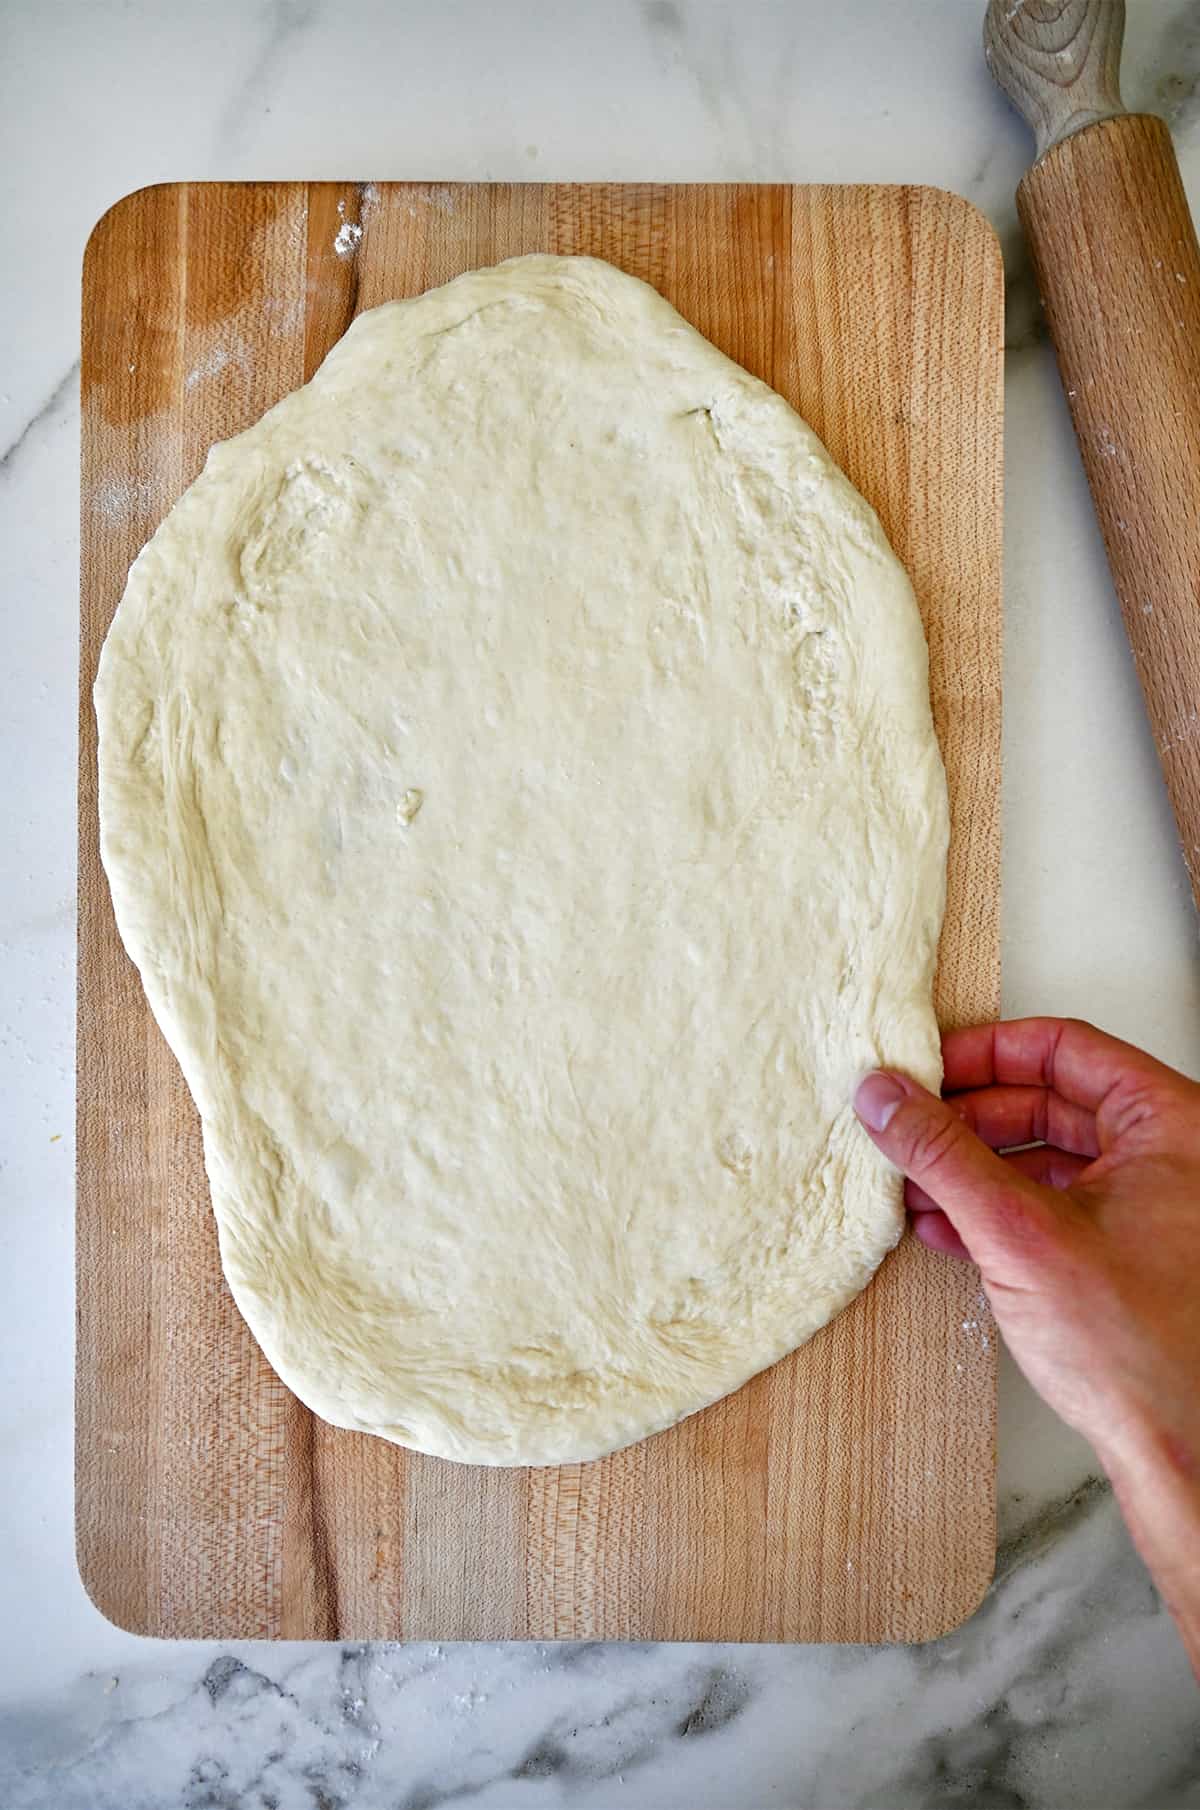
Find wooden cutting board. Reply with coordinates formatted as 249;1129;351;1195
78;181;1002;1644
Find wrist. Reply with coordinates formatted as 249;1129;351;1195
1093;1417;1200;1674
1093;1408;1200;1505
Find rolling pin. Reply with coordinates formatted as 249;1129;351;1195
984;0;1200;913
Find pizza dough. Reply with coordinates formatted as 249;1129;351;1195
95;254;948;1467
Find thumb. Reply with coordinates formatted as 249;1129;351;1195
853;1069;1051;1266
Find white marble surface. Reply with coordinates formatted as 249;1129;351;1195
2;0;1199;1802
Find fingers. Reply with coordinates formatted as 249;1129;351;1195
950;1084;1099;1158
941;1017;1178;1113
905;1178;976;1260
1000;1144;1091;1190
855;1069;1055;1266
910;1210;972;1261
904;1178;941;1215
904;1144;1087;1201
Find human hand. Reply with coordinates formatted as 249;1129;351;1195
854;1017;1200;1670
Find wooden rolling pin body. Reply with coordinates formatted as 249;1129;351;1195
985;0;1200;907
1018;99;1200;907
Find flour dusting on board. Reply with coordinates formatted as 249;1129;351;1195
186;345;232;389
263;294;306;339
88;476;160;523
185;340;252;390
78;182;1002;1645
416;183;456;214
332;188;379;258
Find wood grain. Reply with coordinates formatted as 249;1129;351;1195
1017;116;1200;911
79;181;1003;1643
984;0;1125;160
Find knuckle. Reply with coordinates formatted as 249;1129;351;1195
903;1110;968;1180
1103;1074;1167;1145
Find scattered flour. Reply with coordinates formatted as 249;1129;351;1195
185;345;232;389
89;476;161;522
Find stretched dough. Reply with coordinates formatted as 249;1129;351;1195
96;255;947;1466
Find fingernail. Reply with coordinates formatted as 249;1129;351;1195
854;1072;906;1133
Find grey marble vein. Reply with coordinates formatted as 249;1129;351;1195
0;363;78;485
3;1482;1195;1810
995;1473;1106;1575
638;0;798;182
214;0;321;157
4;4;1200;1807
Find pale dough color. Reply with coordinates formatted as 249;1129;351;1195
96;255;948;1466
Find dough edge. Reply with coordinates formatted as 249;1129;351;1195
95;253;948;1467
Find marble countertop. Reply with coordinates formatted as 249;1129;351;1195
3;1;1199;1803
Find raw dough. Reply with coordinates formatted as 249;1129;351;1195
96;255;948;1467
